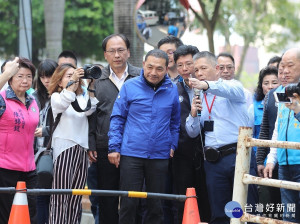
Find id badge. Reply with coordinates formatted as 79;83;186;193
204;120;214;132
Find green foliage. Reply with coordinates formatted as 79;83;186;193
218;0;300;52
0;0;114;62
0;0;19;57
63;0;114;61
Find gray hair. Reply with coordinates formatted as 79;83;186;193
193;51;217;67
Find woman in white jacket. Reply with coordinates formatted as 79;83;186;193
47;63;98;224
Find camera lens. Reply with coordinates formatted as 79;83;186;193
82;64;102;79
285;83;300;97
89;66;102;79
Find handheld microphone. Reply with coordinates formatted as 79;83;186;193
193;88;201;117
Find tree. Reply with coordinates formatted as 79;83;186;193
218;0;300;79
0;0;114;65
114;0;143;67
189;0;222;54
44;0;65;60
0;0;19;58
63;0;114;61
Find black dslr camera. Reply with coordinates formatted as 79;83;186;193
82;64;102;79
285;82;300;97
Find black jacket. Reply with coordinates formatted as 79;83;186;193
256;88;278;165
88;63;141;151
175;81;202;161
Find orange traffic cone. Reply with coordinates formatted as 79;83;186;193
8;181;30;224
182;188;201;224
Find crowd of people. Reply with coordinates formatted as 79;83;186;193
0;33;300;224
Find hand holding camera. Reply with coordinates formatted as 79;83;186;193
285;93;300;114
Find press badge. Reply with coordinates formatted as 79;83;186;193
204;120;214;132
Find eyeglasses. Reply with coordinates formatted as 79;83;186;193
177;62;194;69
105;48;127;55
219;65;234;71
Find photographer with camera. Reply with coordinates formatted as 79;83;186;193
185;51;258;224
264;48;300;222
47;63;99;224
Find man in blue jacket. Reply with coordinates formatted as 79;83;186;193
108;49;181;224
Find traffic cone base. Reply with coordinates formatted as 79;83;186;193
8;181;30;224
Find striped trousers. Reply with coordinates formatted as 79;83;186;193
49;145;88;224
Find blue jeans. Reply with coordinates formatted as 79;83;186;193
278;165;300;222
87;162;99;224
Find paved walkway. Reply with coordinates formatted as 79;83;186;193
81;195;94;224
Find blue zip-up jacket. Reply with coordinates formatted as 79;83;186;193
108;73;181;159
277;102;300;165
252;98;264;154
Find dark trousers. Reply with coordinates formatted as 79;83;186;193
97;148;120;224
0;168;37;224
258;167;282;219
204;151;258;224
172;155;211;223
87;161;99;224
163;159;177;224
36;195;50;224
119;156;169;224
278;164;300;222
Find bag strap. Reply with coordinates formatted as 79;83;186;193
70;81;93;112
71;98;91;112
46;113;62;151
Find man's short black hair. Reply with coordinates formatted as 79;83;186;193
157;35;183;49
102;34;130;51
58;50;77;66
145;49;169;67
217;52;235;65
267;56;281;66
173;45;199;63
1;59;10;73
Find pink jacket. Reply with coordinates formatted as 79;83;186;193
0;91;39;172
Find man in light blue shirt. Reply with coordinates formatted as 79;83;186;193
185;51;258;224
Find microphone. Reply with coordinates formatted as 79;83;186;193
193;88;201;117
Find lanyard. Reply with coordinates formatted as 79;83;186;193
204;94;216;119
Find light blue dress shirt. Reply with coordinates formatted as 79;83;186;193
185;78;249;148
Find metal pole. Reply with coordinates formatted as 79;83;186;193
0;188;187;202
230;127;253;224
19;0;32;60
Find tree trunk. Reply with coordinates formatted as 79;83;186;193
114;0;144;68
44;0;65;60
206;26;215;54
235;40;250;80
